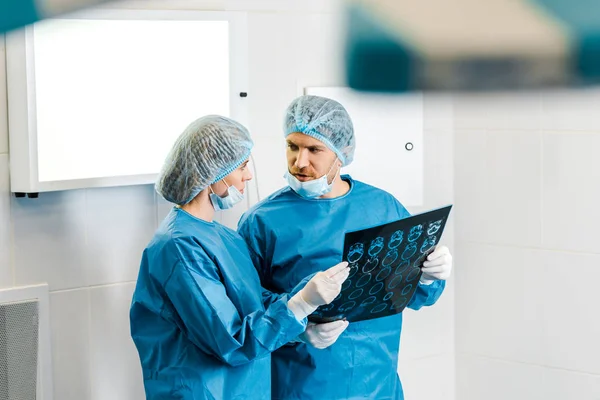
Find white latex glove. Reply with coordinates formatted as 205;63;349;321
287;262;350;320
300;320;349;349
420;245;453;285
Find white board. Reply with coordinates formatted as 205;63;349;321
305;87;423;206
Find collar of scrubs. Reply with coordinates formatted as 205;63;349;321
174;206;216;226
289;174;354;202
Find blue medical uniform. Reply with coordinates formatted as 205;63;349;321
238;176;445;400
130;207;306;400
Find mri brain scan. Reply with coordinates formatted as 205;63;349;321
420;235;437;254
388;230;404;249
362;257;379;273
368;237;385;257
348;243;364;263
311;205;452;323
427;220;443;236
401;242;418;260
382;249;399;267
408;225;423;242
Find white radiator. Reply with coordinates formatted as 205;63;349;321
0;285;53;400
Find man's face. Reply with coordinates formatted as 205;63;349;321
286;132;340;182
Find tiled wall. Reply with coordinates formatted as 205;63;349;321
454;90;600;399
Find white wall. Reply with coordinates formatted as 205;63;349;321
0;1;455;399
397;94;455;400
454;90;600;400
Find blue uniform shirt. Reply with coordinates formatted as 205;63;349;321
238;176;445;400
130;207;306;400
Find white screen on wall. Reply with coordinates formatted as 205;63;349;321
32;18;230;182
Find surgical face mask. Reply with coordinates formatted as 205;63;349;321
285;159;338;199
209;180;244;211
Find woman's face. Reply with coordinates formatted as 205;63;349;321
211;158;252;197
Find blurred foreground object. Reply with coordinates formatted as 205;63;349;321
1;0;115;33
345;0;600;91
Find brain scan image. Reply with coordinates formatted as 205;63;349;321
342;279;352;291
348;264;359;279
413;256;426;268
362;257;379;273
401;243;418;260
348;243;365;263
371;303;387;314
376;267;392;281
407;225;423;242
401;284;414;296
368;237;385;257
310;204;452;324
390;297;408;311
395;260;410;274
420;235;437;254
427;220;443;236
381;249;399;267
369;282;384;296
348;288;364;300
387;275;403;290
356;273;372;288
406;267;421;282
359;296;377;307
388;230;404;249
339;301;356;313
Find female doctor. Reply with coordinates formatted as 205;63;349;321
130;115;349;400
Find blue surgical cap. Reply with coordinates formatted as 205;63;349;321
156;115;253;205
284;95;355;166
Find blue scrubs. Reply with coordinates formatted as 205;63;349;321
238;176;445;400
130;207;306;400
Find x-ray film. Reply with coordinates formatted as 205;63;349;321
309;205;452;323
